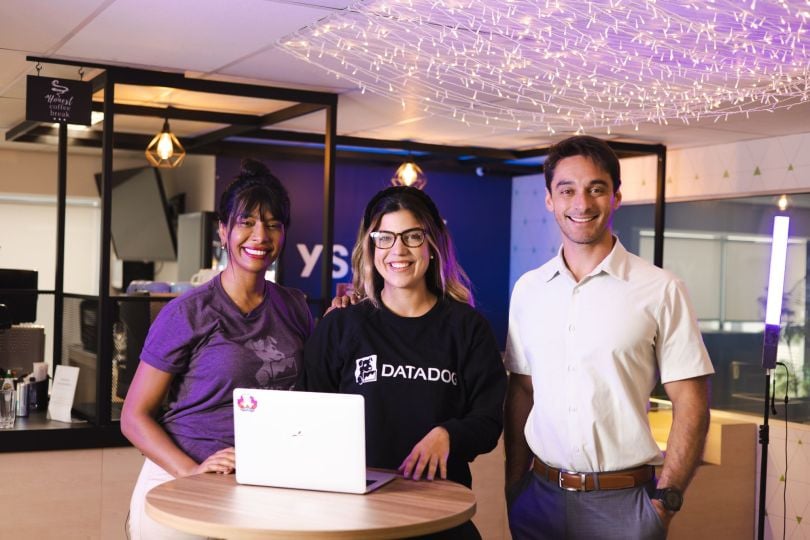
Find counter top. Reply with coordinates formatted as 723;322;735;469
0;412;130;452
648;407;757;466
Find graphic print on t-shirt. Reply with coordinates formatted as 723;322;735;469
355;355;378;385
247;336;298;387
354;354;457;386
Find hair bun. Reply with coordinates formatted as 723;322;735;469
240;158;271;179
218;158;290;226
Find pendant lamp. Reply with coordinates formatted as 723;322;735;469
391;161;427;189
145;117;186;168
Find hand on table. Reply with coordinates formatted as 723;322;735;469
398;427;450;481
189;447;236;476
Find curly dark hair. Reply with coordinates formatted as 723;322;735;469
218;159;291;230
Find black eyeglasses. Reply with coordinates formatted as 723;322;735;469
370;228;427;249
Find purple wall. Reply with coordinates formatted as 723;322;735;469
216;157;511;347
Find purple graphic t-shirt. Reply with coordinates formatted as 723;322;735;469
140;275;313;463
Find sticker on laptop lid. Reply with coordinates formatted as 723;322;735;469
236;393;258;412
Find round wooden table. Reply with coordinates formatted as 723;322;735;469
145;472;476;539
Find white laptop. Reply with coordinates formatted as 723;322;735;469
233;388;396;494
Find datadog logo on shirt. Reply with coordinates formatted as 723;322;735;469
237;394;258;412
355;354;378;385
354;356;458;386
382;364;458;386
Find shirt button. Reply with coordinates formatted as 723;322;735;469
569;406;577;412
567;365;576;372
568;324;575;332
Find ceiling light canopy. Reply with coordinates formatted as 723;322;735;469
280;0;810;135
145;117;185;168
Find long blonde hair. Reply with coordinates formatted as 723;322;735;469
351;186;474;308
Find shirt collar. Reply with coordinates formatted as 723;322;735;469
538;247;565;282
541;236;631;283
595;237;631;281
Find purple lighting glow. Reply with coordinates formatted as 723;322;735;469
280;0;810;134
762;215;790;370
765;216;790;326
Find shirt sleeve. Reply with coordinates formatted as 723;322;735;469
656;278;715;383
440;311;507;463
298;308;346;392
503;276;532;375
139;298;196;374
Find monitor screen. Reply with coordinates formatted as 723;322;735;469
95;167;176;262
0;269;38;324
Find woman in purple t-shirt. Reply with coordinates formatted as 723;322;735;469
121;160;313;540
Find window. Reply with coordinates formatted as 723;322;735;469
615;195;810;422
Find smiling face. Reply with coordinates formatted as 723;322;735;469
545;155;622;250
372;209;432;295
219;206;284;277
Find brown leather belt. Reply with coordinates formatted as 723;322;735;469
533;457;654;492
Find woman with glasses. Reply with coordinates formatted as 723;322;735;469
122;159;313;540
300;186;506;538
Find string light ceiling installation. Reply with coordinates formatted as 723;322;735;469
280;0;810;135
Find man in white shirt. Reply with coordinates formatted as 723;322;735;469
504;135;714;539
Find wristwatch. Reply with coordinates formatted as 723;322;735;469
654;487;684;512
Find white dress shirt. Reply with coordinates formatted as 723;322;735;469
504;238;714;473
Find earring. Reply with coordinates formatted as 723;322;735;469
430;255;434;260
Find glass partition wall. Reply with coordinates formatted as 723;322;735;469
60;294;173;422
615;195;810;423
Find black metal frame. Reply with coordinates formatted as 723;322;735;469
8;62;664;178
1;57;667;450
7;120;659;178
8;57;339;429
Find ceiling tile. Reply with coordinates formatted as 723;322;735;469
270;90;440;139
287;0;355;7
0;96;26;130
220;47;358;92
56;0;337;73
0;0;111;51
0;50;29;97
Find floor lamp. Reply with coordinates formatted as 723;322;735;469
757;215;790;540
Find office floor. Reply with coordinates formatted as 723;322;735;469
1;446;143;539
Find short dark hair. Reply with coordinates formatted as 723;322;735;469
218;159;290;229
544;135;621;192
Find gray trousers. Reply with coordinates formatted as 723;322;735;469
507;469;667;540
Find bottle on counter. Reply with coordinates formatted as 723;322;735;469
28;376;48;412
16;379;28;417
1;371;14;391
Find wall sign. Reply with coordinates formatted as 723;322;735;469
26;75;92;125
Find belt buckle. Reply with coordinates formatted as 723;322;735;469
558;470;588;492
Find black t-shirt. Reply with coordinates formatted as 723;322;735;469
300;298;506;487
